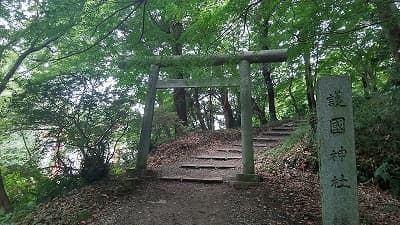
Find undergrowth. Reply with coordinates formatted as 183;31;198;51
258;88;400;196
256;122;317;173
0;165;84;225
354;88;400;194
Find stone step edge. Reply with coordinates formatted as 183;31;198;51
159;176;224;183
194;155;242;160
271;127;295;131
180;164;237;169
261;131;292;136
252;137;282;141
233;143;267;147
216;148;242;153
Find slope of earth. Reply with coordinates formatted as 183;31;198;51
21;122;400;225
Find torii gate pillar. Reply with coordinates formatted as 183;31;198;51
121;49;288;179
239;60;255;174
235;60;261;183
134;64;159;177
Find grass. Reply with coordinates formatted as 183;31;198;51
256;122;315;172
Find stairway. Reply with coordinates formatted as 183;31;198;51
156;120;303;183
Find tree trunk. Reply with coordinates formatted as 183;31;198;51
259;11;278;122
360;72;369;95
207;90;214;130
360;69;378;96
0;169;10;214
173;85;187;126
193;88;207;130
233;92;241;127
288;77;300;116
219;89;235;129
262;63;277;121
373;0;400;86
303;50;317;133
170;22;188;125
303;51;316;111
251;97;268;126
374;2;400;61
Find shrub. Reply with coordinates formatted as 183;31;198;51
354;89;400;181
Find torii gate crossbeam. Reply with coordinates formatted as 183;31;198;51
120;49;288;182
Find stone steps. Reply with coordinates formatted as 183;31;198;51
216;148;242;153
282;123;297;127
159;176;224;183
271;127;295;131
194;155;242;160
180;164;237;169
252;137;282;142
233;143;267;147
261;131;291;136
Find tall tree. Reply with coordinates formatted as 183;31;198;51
170;21;188;125
219;89;235;128
0;0;85;212
251;97;268;125
0;0;86;95
0;169;10;214
192;88;208;130
372;0;400;86
256;0;280;121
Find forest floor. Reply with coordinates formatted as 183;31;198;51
23;121;400;225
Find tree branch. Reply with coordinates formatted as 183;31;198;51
51;1;144;62
90;1;137;38
213;0;262;46
0;35;61;95
107;122;129;163
20;131;32;161
137;0;148;43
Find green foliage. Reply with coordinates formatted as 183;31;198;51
4;169;37;211
374;162;400;195
0;132;80;215
0;0;399;221
354;88;400;173
35;176;84;203
353;88;400;195
257;122;316;171
274;70;308;119
10;72;137;182
110;164;124;175
0;163;83;223
151;107;182;146
4;165;82;209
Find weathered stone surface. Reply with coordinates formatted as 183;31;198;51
194;155;242;160
240;60;255;175
156;79;240;89
120;49;288;68
159;176;224;183
234;143;267;147
270;127;295;131
216;148;242;153
180;164;237;169
316;76;359;225
252;137;282;142
135;65;159;171
262;131;292;136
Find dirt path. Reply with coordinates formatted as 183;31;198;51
25;122;400;225
90;176;322;225
89;122;326;225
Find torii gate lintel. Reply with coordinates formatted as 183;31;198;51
123;49;288;181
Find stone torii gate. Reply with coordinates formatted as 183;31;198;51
119;49;287;181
